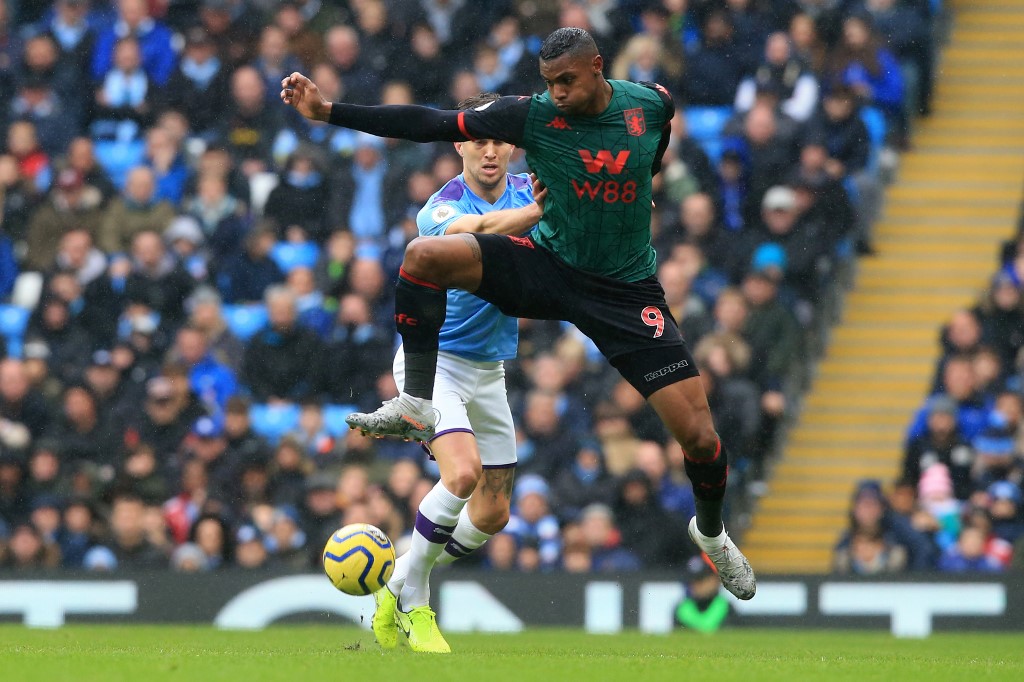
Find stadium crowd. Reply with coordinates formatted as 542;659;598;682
0;0;937;573
834;210;1024;575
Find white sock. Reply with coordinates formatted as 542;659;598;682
398;481;468;609
388;505;494;594
691;518;727;550
436;504;493;565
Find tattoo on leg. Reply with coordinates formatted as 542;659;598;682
480;468;515;502
461;234;482;262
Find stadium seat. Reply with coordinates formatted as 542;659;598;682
221;304;268;341
684;106;733;163
270;242;320;274
323;404;359;437
249;403;301;443
859;106;887;173
0;305;31;358
93;140;146;189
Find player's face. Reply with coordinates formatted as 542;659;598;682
540;52;603;116
456;138;514;191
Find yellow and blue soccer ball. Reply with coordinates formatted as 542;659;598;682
322;523;396;595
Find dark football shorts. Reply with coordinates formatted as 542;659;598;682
473;233;699;398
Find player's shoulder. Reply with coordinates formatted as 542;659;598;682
417;176;468;228
508;172;532;193
613;79;674;111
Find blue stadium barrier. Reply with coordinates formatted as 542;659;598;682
685;106;733;163
249;403;301;443
270;242;320;274
860;106;887;173
221;304;268;341
323;404;359;437
0;305;30;358
93;140;146;189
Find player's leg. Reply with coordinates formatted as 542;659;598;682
564;269;754;600
391;363;515;591
645;375;756;600
346;235;484;441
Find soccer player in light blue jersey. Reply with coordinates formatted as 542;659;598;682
371;93;546;654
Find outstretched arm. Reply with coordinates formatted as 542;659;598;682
446;175;547;235
280;72;528;145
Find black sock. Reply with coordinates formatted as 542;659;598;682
684;437;727;537
395;268;446;399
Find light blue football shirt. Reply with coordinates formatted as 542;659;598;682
416;172;534;362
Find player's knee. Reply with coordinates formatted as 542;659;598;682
404;237;449;283
679;425;719;462
443;460;482;498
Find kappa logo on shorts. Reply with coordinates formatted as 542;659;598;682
643;360;689;383
508;235;534;248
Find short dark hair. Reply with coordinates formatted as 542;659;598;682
539;27;598;62
457;92;501;111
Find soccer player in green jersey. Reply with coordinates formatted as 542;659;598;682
282;27;755;602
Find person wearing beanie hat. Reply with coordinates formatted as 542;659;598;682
836;478;936;570
917;463;960;550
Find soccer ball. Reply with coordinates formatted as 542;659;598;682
322;523;396;595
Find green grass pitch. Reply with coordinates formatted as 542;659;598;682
2;626;1022;682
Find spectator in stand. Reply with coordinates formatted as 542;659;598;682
908;355;992;444
971;424;1022;491
47;383;120;468
186;287;244;372
92;0;176;87
393;23;450;106
103;491;167;568
323;25;381;107
318;293;391;410
0;358;52;440
835;479;935;571
974;272;1024;368
938;522;1004;573
828;14;905;147
157;25;230;139
551;440;617;522
264;147;331;243
684;9;752;106
902;394;975;501
616;467;690;568
252;25;303;110
41;0;98;82
66;137;117;206
219;65;286;177
9;74;78;159
833;528;907;574
741;259;802;397
142;125;188;205
98;167;174;254
127;376;194;461
862;0;932;118
182;172;249;267
48;227;108;287
987;480;1024;545
578;502;641;572
17;32;84;119
6;120;49;190
504;474;561;571
24;169;104;272
92;36;152;139
735;32;819;122
167;325;238;414
241;285;321;403
216;224;284;304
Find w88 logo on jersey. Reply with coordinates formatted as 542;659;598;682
571;179;637;204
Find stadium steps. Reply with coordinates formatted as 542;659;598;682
742;0;1024;575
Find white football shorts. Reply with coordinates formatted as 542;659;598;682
393;347;517;468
